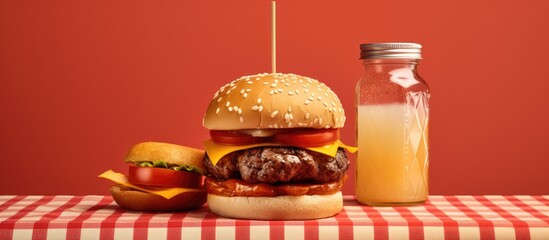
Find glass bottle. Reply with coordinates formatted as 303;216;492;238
355;43;430;206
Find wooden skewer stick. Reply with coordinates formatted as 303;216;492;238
271;0;276;73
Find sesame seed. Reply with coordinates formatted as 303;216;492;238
312;93;315;97
284;83;290;87
247;81;253;84
302;85;307;88
278;88;283;92
238;109;242;114
216;108;220;114
318;96;322;101
273;123;279;128
226;90;231;94
314;118;319;124
325;92;329;97
217;97;223;102
299;79;303;83
305;113;310;120
319;118;323;125
228;107;233;112
257;98;262;104
304;89;309;93
332;102;336;107
308;96;314;101
243;93;248;98
305;100;311;105
274;89;279;94
325;125;330;129
259;106;264;112
339;108;343;113
295;90;299;94
256;77;261;80
298;122;306;127
226;101;230;107
271;110;278;118
323;102;329;107
270;90;275;95
240;89;245;94
288;106;292;112
252;105;259;111
284;113;290;120
240;117;244;123
271;83;277;88
318;88;322;91
288;91;295;96
263;82;269;85
246;89;252;92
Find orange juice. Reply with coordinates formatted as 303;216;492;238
356;103;429;205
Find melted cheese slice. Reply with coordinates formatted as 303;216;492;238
98;170;203;199
204;139;358;166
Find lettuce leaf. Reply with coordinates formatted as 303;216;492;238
133;160;201;174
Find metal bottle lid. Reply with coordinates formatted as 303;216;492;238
360;42;422;59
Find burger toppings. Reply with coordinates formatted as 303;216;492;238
204;138;356;166
273;129;339;147
132;160;201;173
204;147;349;184
210;128;340;147
99;170;202;199
128;166;202;188
210;130;268;145
127;160;203;188
205;175;347;197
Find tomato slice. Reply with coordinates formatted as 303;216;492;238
210;130;270;145
274;129;340;147
128;166;202;188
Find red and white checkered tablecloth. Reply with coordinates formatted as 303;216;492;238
0;195;548;240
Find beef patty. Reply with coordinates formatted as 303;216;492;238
204;147;349;184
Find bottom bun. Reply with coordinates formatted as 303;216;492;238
207;192;343;220
110;185;206;212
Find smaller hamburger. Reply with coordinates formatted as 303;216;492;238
99;142;207;211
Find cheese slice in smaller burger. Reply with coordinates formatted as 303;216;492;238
99;170;202;199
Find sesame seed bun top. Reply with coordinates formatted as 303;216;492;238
203;73;346;130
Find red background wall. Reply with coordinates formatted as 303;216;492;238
1;0;548;196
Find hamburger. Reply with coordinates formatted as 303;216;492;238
99;142;207;211
202;73;357;220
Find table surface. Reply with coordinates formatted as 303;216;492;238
0;195;548;240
